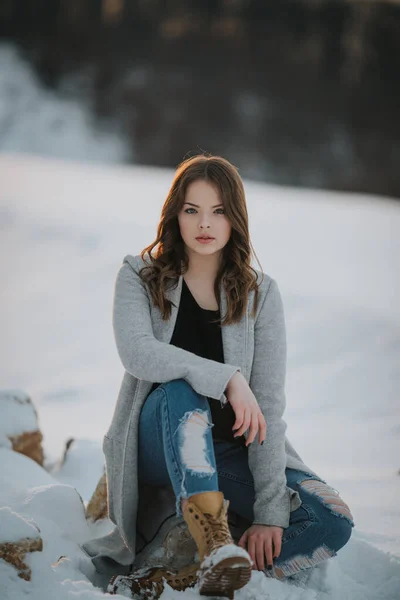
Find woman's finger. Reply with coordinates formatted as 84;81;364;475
232;408;245;433
247;535;256;570
265;537;274;570
234;410;251;437
256;537;265;571
246;412;259;446
273;531;282;559
258;413;267;444
238;530;248;549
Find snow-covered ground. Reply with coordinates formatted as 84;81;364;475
0;153;399;599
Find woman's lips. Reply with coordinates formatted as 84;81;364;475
196;237;215;243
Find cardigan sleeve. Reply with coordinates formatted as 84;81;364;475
247;278;292;529
112;257;241;403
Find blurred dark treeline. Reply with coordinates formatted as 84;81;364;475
1;0;400;198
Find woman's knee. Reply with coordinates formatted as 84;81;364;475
328;512;353;551
313;508;353;554
151;380;212;437
299;479;354;552
160;378;195;396
159;379;210;410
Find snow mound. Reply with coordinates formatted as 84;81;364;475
0;507;40;544
0;447;100;599
52;438;105;504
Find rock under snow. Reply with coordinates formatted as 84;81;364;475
0;447;95;590
0;507;42;581
85;473;108;522
0;390;44;466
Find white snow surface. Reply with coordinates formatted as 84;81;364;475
0;506;40;544
0;153;399;599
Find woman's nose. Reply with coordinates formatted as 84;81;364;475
199;216;211;228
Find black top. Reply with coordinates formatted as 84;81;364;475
149;278;241;444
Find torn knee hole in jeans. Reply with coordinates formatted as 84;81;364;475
177;410;215;476
301;480;354;524
268;545;335;579
175;410;215;515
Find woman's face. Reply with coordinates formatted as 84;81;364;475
178;180;232;261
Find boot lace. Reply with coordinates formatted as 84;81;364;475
202;511;233;555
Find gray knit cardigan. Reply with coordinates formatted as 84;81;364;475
81;254;318;572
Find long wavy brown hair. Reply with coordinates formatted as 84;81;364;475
139;154;263;325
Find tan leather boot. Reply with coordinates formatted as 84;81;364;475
183;491;252;597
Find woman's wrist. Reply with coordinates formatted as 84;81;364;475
226;370;243;390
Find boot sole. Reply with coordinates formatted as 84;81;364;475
107;563;199;597
199;556;252;598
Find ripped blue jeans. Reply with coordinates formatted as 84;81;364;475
138;379;354;579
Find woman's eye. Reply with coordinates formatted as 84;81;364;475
184;208;225;214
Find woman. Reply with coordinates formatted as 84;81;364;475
83;155;354;598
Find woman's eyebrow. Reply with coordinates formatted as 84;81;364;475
184;202;224;208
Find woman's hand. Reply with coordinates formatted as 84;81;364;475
238;524;283;571
225;372;266;446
